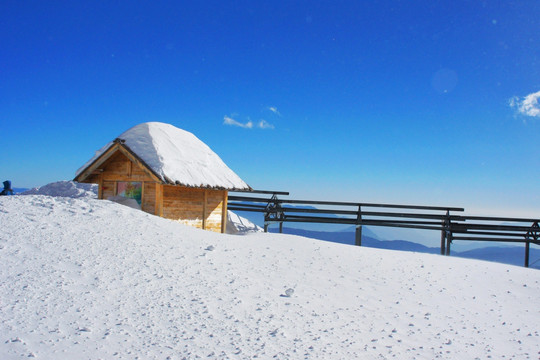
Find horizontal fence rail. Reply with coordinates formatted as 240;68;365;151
228;190;540;268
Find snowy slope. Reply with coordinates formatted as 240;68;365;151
1;196;539;359
75;122;250;190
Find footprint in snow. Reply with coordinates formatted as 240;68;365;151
205;245;215;251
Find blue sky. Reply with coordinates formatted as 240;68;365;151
2;1;539;217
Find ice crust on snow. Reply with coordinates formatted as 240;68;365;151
1;195;539;359
75;122;250;190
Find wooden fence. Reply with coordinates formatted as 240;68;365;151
228;190;540;268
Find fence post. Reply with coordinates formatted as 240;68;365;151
524;221;538;267
355;226;362;246
441;210;449;255
444;211;453;256
278;200;284;233
355;205;362;246
446;231;452;256
525;241;530;268
440;230;446;255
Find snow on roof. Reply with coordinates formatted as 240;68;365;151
76;122;250;190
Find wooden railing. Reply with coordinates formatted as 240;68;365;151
228;190;540;267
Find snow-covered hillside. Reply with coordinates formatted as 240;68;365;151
1;195;539;359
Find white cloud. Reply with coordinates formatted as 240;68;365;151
223;115;274;130
267;106;281;116
223;116;253;129
258;119;274;129
509;90;540;118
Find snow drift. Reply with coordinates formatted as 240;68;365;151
21;180;98;199
226;211;263;234
1;195;539;359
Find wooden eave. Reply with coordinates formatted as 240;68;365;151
168;181;252;192
74;140;163;184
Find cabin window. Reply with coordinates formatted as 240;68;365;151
117;182;142;205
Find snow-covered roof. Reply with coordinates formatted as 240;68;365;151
75;122;250;190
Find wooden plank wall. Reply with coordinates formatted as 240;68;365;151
206;190;224;232
102;181;116;199
162;185;225;233
100;152;156;182
142;182;156;214
162;185;204;229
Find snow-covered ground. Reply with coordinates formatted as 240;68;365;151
1;195;539;359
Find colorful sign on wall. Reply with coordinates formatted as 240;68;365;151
117;182;142;205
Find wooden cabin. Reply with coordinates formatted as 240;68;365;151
74;122;251;233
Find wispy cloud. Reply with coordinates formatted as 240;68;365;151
223;115;274;130
258;119;274;129
509;90;540;118
223;115;253;129
267;106;281;116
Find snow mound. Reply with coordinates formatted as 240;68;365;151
20;180;98;199
1;195;539;359
106;195;141;210
76;122;250;190
226;210;263;234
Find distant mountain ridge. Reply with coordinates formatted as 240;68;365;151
269;228;440;253
270;227;540;269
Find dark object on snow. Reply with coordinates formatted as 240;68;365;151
1;180;14;196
